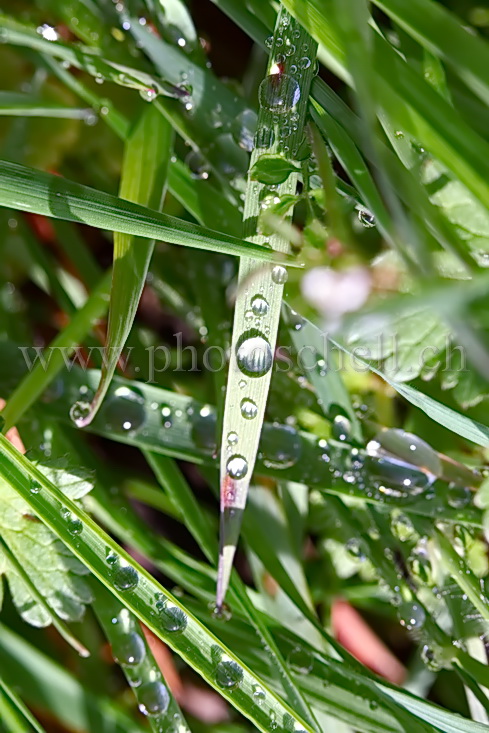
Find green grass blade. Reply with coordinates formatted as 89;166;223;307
0;433;317;733
75;106;174;427
0;92;91;119
0;677;46;733
0;160;290;262
92;581;190;732
217;7;318;609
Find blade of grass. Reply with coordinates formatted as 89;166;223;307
217;6;318;609
0;677;46;733
76;105;173;427
0;92;91;119
0;160;290;262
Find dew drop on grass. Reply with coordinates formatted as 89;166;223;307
113;565;139;592
398;602;426;631
288;646;313;674
158;603;188;633
67;515;83;535
332;414;352;442
254;126;275;149
210;601;232;621
185;149;210;180
103;387;146;434
391;512;416;542
250;295;269;317
447;484;472;508
139;87;158;102
227;431;238;446
236;333;273;377
231;109;257;152
226;454;248;480
240;398;258;420
271;265;288;284
138;680;170;716
261;424;301;469
357;209;376;228
115;632;146;667
160;403;173;428
70;400;91;427
346;538;365;561
29;479;41;494
252;684;266;704
258;73;300;114
215;659;243;690
106;549;119;565
368;428;441;481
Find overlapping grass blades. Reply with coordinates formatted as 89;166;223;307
217;6;318;609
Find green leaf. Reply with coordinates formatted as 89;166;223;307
76;105;174;427
250;154;301;185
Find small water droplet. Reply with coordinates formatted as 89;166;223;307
103;387;146;434
332;414;352;442
358;209;376;228
210;602;232;621
30;479;41;494
138;680;170;716
258;73;300;115
106;549;119;565
227;431;238;446
226;455;248;479
113;565;139;592
254;126;275;149
139;86;157;102
238;379;247;389
447;484;472;509
67;515;83;535
250;295;269;317
298;56;311;69
115;632;146;667
288;646;313;674
271;265;288;284
185;149;210;180
236;332;273;377
231;109;257;152
398;601;426;631
70;401;91;427
391;512;416;542
160;403;173;428
158;603;188;633
215;659;243;689
240;398;258;420
252;684;266;704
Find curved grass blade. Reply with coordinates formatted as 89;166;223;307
0;433;317;733
75;106;173;427
0;160;289;262
0;677;46;733
217;7;318;610
92;581;190;732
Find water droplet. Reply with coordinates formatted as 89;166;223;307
332;415;352;442
215;659;243;690
271;265;288;284
70;401;91;427
250;295;269;317
358;209;376;228
298;56;311;69
258;73;300;115
113;565;139;592
261;424;301;469
30;479;41;494
254;126;275;149
103;387;146;433
398;601;426;631
236;332;273;377
157;603;188;633
227;431;238;446
421;643;451;671
139;87;157;103
37;24;59;41
447;484;472;509
252;684;266;703
160;403;173;428
226;455;248;479
115;632;146;666
240;398;258;420
288;646;313;674
106;549;119;565
211;602;232;621
231;109;257;152
368;429;441;481
265;35;273;49
185;149;210;180
346;538;365;561
190;407;217;453
238;379;247;389
138;680;170;716
391;512;416;542
67;516;83;535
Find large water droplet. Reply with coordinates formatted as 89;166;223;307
261;424;301;469
368;429;441;481
271;265;288;284
113;565;139;592
115;632;146;667
185;149;210;179
398;601;426;631
215;659;243;689
226;455;248;479
157;602;188;633
240;398;258;420
138;680;170;716
103;387;146;434
236;332;273;377
231;109;257;152
250;295;269;317
258;73;300;114
447;483;472;508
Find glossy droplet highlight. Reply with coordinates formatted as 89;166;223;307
160;403;173;428
250;295;269;317
240;398;258;420
113;565;139;592
138;680;170;716
271;265;288;284
368;429;441;481
227;431;238;445
30;479;41;494
236;333;273;377
398;602;426;631
115;632;146;667
226;455;248;479
258;73;300;115
358;209;376;228
103;387;146;434
67;516;83;535
252;684;266;704
215;659;243;689
70;401;91;427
